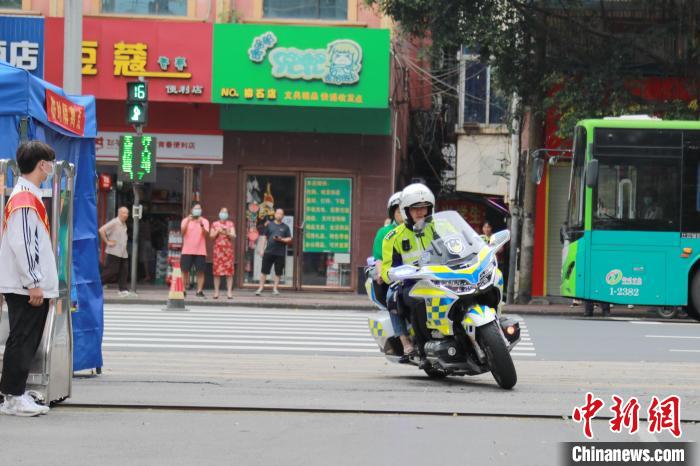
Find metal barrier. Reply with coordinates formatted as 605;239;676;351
0;159;75;404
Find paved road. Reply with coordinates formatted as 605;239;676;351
522;315;699;362
1;408;697;466
103;305;538;358
3;305;698;465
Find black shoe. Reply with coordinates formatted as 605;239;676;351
196;291;205;298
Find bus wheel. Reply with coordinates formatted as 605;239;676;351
656;307;679;319
688;273;700;321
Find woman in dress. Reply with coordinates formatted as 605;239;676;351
210;207;236;299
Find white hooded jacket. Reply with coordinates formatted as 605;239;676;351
0;177;59;298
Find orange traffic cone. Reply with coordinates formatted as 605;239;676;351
163;260;188;311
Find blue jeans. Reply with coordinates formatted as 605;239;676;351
389;311;409;336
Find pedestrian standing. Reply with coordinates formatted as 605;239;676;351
0;141;58;416
211;207;236;300
180;202;209;298
256;208;291;296
99;206;130;296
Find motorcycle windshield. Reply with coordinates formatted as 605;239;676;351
420;211;487;267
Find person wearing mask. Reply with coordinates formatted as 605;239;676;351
381;183;436;369
211;207;236;300
256;208;292;296
371;192;413;356
0;141;58;416
180;202;209;298
641;188;664;220
99;206;130;297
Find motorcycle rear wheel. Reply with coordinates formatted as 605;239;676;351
478;321;517;389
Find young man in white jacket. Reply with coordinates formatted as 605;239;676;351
0;141;59;417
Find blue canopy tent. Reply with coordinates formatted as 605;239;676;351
0;61;103;372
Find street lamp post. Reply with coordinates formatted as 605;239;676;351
63;0;83;95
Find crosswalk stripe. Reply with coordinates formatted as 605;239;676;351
102;309;537;357
104;336;378;347
103;343;379;353
105;325;370;336
106;330;375;341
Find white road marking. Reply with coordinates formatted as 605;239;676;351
644;335;700;340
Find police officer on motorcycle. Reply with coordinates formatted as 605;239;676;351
381;183;436;369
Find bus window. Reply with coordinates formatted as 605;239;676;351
567;126;586;229
682;138;700;233
593;155;680;231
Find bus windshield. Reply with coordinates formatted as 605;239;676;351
567;126;586;229
593;155;681;230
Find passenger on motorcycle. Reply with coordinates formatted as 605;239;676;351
381;183;436;369
371;191;415;356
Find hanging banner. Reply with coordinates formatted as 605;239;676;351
303;177;352;253
46;89;86;136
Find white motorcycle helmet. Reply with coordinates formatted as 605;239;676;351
399;183;435;228
387;191;402;219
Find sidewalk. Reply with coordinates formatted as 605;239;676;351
103;285;676;318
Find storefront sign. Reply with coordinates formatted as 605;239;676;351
213;24;389;109
0;16;44;77
118;135;157;183
46;89;86;136
303;178;352;253
96;132;223;165
44;18;211;102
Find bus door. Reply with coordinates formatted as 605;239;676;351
587;129;682;305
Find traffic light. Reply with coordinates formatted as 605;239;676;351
126;81;148;125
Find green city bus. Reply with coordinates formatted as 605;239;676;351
545;117;700;320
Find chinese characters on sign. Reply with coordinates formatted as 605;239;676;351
572;392;682;439
303;178;352;254
0;41;39;71
80;39;205;97
0;16;44;77
118;135;158;183
248;32;363;86
45;89;85;136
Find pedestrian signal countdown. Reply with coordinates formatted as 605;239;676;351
118;135;157;183
127;82;148;102
126;81;148;125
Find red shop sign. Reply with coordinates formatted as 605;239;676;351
44;18;212;103
46;89;85;136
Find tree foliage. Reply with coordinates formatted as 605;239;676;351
369;0;700;138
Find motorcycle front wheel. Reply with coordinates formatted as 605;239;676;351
478;321;517;389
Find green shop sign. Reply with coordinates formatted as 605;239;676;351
303;178;352;253
213;24;390;109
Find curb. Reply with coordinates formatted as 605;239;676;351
103;298;689;319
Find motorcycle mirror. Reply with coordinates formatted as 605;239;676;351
489;230;511;251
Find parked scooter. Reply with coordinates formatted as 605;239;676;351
366;211;520;389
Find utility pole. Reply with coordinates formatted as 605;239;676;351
506;94;520;304
62;0;82;94
126;78;148;294
516;21;547;304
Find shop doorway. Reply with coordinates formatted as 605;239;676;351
96;164;194;286
240;171;354;290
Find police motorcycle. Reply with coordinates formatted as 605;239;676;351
366;211;521;389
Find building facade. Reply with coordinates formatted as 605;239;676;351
2;0;399;291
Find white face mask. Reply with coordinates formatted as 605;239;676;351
192;208;202;217
42;161;55;178
219;212;229;221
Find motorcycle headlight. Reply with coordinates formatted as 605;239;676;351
440;280;477;294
